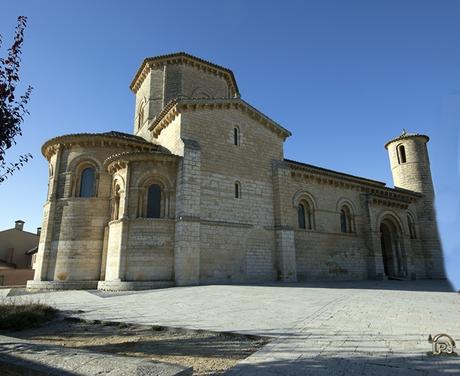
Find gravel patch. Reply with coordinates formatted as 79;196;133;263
9;317;270;375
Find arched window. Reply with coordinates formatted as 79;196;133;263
298;200;314;230
146;184;161;218
79;167;96;197
340;205;354;233
137;177;172;219
397;144;407;164
235;181;241;198
233;127;239;146
407;214;416;239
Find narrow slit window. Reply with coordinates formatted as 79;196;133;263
235;182;241;198
233;127;239;146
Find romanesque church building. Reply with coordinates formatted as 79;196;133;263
28;53;446;290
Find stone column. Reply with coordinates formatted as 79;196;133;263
275;227;297;282
401;234;416;279
116;163;131;281
99;225;110;280
33;145;63;282
272;161;298;282
370;230;386;279
104;163;131;283
360;194;385;279
174;139;201;286
113;219;130;281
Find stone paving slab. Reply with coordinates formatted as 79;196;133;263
7;280;460;375
0;335;192;376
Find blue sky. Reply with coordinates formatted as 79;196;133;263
1;1;459;288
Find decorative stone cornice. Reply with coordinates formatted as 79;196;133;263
285;159;421;204
384;130;429;149
130;52;240;97
42;132;158;160
369;196;410;210
286;159;386;186
148;98;292;140
105;151;179;174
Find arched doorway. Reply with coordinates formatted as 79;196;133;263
380;217;407;278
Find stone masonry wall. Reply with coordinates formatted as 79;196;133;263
134;68;164;139
178;64;230;99
276;164;423;281
105;220;123;281
124;219;175;281
283;174;370;280
181;109;283;225
199;224;276;282
156;116;184;156
176;108;283;282
295;231;368;280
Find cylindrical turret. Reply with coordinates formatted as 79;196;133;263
385;131;433;195
385;131;445;279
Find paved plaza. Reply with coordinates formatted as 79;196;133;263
3;280;460;375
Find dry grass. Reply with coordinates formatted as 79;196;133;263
0;297;57;331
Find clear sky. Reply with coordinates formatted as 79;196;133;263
1;1;459;288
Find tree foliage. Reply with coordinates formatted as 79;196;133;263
0;16;33;184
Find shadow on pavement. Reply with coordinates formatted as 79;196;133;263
224;352;460;375
201;279;456;293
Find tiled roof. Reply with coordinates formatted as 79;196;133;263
41;131;159;159
130;52;240;97
384;130;429;149
285;159;386;186
101;131;151;143
104;149;176;166
148;98;292;139
42;131;153;151
285;158;421;199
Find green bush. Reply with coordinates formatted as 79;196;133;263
0;298;57;331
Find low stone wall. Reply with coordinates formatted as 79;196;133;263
0;269;34;287
98;280;174;291
26;280;98;290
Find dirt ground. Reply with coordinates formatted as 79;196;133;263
10;318;270;375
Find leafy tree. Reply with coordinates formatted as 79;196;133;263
0;16;32;184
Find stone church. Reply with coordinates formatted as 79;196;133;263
28;52;446;290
